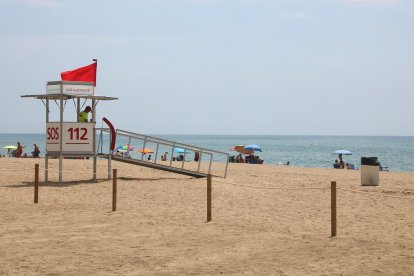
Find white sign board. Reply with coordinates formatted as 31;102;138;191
46;81;95;96
46;122;94;153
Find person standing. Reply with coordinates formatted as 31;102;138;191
79;106;92;122
16;142;23;158
161;152;168;161
32;143;40;158
194;151;200;162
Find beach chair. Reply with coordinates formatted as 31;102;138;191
333;163;340;169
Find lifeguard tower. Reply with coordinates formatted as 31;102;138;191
23;80;230;183
22;81;117;183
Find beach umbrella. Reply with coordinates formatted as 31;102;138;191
332;149;352;155
116;144;134;151
3;145;17;150
138;148;154;154
244;144;262;152
174;148;187;154
231;145;253;155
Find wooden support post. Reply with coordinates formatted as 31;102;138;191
112;169;117;211
34;164;39;204
207;174;212;222
331;181;337;237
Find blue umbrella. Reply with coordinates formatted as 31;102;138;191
244;144;262;152
332;149;352;155
174;148;189;154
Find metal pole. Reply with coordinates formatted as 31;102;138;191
99;128;103;154
207;174;212;222
108;130;112;179
170;143;176;167
224;156;229;179
108;154;112;180
181;150;186;169
331;181;337;237
154;143;160;164
141;137;146;161
197;149;203;172
59;89;63;183
127;136;132;153
208;153;213;175
92;98;97;181
112;169;117;211
93;156;97;181
45;98;49;184
34;164;39;203
59;155;63;183
77;98;81;122
45;155;49;184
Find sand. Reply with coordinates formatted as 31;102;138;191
0;158;413;275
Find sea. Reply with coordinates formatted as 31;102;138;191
1;133;413;172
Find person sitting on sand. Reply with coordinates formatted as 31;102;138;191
177;154;184;161
235;154;244;163
161;152;168;161
339;159;345;169
245;154;254;163
255;156;264;164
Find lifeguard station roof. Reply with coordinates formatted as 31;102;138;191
21;94;118;101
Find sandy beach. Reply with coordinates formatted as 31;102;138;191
0;158;413;275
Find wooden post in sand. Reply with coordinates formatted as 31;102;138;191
34;163;39;203
207;174;212;222
112;169;117;211
331;181;337;237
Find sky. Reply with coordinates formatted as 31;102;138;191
1;0;413;135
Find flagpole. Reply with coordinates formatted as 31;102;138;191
92;59;97;181
93;59;97;89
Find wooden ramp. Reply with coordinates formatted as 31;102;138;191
111;156;208;178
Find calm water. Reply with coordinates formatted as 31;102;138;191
1;133;413;172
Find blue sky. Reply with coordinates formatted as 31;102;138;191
1;0;413;135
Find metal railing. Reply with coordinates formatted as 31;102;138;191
96;128;229;178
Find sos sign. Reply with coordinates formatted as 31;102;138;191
46;122;94;153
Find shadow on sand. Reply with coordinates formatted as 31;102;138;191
6;176;194;188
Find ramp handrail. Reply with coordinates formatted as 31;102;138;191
96;128;229;178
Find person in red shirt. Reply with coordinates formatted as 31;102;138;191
16;142;23;158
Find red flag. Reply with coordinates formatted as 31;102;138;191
61;62;97;86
